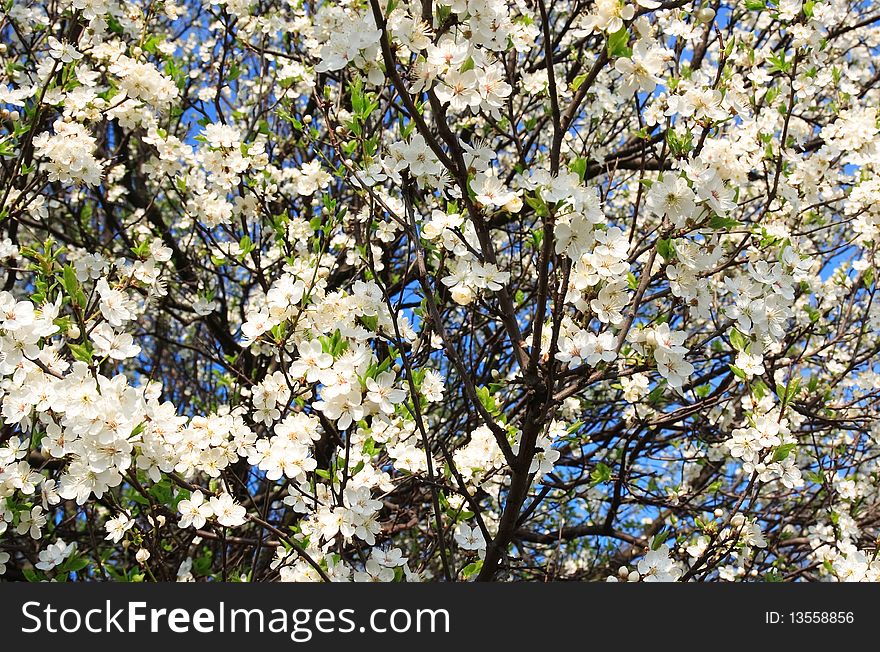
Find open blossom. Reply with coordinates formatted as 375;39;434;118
47;38;82;63
454;523;486;552
621;373;650;403
32;120;103;186
471;169;518;209
96;279;137;327
421;369;445;402
556;329;617;368
591;281;629;324
636;544;683;582
111;55;179;107
647;175;697;227
365;371;407;415
209;493;247;527
36;540;76;571
91;323;141;360
289;339;334;382
583;0;635;34
735;351;764;378
105;513;135;543
290;161;332;196
436;68;481;112
178;490;214;529
615;39;667;96
17;506;47;539
475;65;512;111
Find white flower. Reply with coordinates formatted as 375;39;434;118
365;371;407;415
637;544;682;582
289;339;334;382
36;540;76;571
614;39;666;96
371;547;406;567
454;523;486;551
177;490;214;529
105;513;135;543
91;323;141;360
32;120;103;186
435;68;480;112
96;279;136;327
209;493;247;527
471;169;518;209
16;506;47;539
421;370;445;402
48;38;83;63
735;351;764;379
290;161;332;196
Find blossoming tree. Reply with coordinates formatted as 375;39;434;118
1;0;879;583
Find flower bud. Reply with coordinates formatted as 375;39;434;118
696;7;716;23
503;196;523;214
450;285;475;306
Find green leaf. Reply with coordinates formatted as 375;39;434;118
461;560;483;578
773;443;797;462
590;462;612;486
569;157;588;180
729;327;748;352
59;556;90;574
530;228;544;249
647;379;667;404
476;386;500;416
807;470;824;484
61;265;87;308
627;272;638;290
149;480;173;504
524;193;548;217
657;238;676;261
708;215;741;230
665;129;694;156
768;52;792;74
607;28;632;58
359;314;379;332
752;380;768;400
729;364;746;380
22;568;44;582
651;527;670;550
775;378;801;407
68;342;94;363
